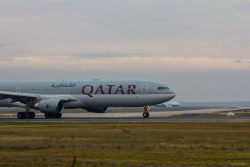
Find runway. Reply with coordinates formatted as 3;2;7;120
1;116;250;122
0;107;250;122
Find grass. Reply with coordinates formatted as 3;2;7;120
0;122;250;166
234;109;250;113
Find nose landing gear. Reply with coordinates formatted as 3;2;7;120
143;105;150;118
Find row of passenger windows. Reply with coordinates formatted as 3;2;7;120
158;87;169;90
0;89;15;91
26;89;66;91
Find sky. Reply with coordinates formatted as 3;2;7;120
0;0;250;102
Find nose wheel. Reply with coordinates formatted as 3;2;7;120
143;112;149;118
143;105;150;118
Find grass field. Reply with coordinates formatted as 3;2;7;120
0;122;250;167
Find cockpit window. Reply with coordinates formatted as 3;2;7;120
158;87;170;90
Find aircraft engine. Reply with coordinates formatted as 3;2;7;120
37;99;64;114
86;107;108;113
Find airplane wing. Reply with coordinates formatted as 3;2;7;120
0;91;78;103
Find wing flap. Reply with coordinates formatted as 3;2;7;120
0;91;37;98
0;91;78;102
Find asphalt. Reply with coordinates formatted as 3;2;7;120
1;116;250;122
1;107;250;122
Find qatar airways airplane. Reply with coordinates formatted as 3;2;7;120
0;79;176;119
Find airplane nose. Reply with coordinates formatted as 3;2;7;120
170;94;176;99
161;90;176;102
168;90;175;94
167;90;176;100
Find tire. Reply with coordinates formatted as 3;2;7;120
45;113;50;118
57;113;62;118
30;112;35;118
53;113;62;118
143;112;149;118
17;112;23;119
25;112;30;118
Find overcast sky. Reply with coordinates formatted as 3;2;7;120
1;0;250;102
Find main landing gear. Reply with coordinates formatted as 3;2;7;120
17;112;35;119
143;105;150;118
45;113;62;119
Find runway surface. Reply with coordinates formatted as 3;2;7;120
1;107;250;122
1;116;250;122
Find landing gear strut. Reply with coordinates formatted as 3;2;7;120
143;105;150;118
45;113;62;119
17;112;35;119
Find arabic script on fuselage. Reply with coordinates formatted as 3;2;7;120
51;83;76;88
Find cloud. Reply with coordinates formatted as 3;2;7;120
0;43;15;47
1;0;250;69
1;55;250;72
202;45;229;48
234;2;250;12
238;40;250;47
74;52;149;58
234;60;250;63
1;1;250;103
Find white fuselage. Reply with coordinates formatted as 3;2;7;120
0;80;176;109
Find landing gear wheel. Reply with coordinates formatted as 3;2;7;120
30;112;35;118
143;112;149;118
52;113;57;118
17;112;23;119
17;112;35;119
53;113;62;118
143;105;150;118
45;113;51;118
57;113;62;118
25;112;30;118
45;113;62;118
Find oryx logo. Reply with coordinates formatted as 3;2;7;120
45;103;50;109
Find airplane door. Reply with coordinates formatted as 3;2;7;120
16;86;21;92
141;83;148;95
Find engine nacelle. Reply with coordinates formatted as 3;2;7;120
86;107;108;113
38;99;64;114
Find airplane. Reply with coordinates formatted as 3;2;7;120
166;102;181;107
153;102;181;108
0;80;176;119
